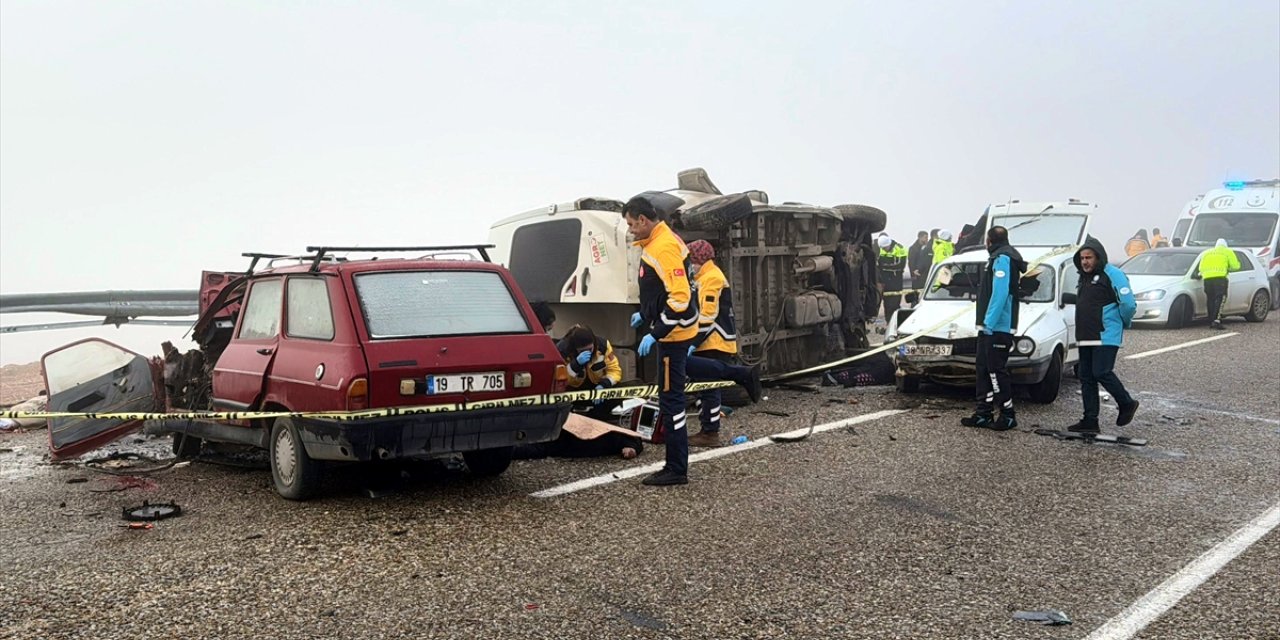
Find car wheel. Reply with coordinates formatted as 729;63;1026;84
678;194;754;231
1245;290;1271;322
463;447;514;477
1271;277;1280;310
1027;350;1063;404
270;417;323;500
1165;296;1189;329
833;204;887;234
171;431;203;459
896;374;921;394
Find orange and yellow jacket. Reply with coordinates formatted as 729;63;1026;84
634;221;698;342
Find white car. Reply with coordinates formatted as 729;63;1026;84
1122;247;1273;327
887;199;1096;404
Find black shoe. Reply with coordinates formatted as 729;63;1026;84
1116;400;1140;427
1211;321;1225;330
961;413;994;428
1067;419;1100;434
989;414;1017;431
746;365;763;404
641;469;688;486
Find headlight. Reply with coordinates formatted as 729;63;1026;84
1135;290;1166;301
1014;337;1036;355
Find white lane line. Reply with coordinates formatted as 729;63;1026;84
530;409;907;498
1084;499;1280;640
1123;332;1239;360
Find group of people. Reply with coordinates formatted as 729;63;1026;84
875;228;955;321
1125;227;1174;256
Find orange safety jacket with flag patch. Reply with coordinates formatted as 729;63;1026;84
690;260;738;355
635;221;698;342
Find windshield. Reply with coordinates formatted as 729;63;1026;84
1186;213;1278;247
1121;252;1197;276
991;214;1087;246
355;270;530;339
925;263;1055;303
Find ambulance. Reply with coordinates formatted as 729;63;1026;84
1184;179;1280;309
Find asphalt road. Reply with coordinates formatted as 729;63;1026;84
1;315;1277;640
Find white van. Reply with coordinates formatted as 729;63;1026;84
1170;195;1202;247
886;200;1095;404
1184;179;1280;309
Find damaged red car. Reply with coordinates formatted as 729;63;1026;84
42;246;571;499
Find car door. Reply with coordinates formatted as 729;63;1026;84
41;338;162;460
1188;256;1210;319
1227;251;1255;312
266;275;357;412
1059;266;1079;362
212;277;283;411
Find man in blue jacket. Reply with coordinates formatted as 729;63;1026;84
962;226;1025;431
1067;237;1139;433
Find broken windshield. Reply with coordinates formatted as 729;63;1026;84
925;263;1055;302
991;214;1088;246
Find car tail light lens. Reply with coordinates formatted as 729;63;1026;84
513;372;532;388
347;378;369;411
553;365;568;392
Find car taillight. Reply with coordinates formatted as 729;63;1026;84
553;364;568;392
346;377;369;411
1257;247;1271;258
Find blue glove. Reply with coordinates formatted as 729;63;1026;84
688;345;696;357
575;351;592;366
630;312;644;329
593;383;607;405
637;334;656;356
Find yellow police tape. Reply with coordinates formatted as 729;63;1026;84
3;244;1077;423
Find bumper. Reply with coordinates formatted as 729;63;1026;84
296;403;571;461
897;354;1053;386
1131;301;1170;325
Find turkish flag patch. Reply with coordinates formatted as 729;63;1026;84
673;269;685;277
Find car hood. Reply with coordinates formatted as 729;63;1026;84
1125;274;1186;294
898;300;1049;339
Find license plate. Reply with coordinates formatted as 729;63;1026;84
426;372;505;394
900;344;953;357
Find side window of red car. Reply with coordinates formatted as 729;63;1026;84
286;277;335;340
239;279;283;340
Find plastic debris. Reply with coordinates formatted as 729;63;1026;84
121;500;182;521
730;435;749;445
1012;610;1072;626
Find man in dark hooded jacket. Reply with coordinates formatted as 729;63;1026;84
962;226;1025;431
1067;237;1139;433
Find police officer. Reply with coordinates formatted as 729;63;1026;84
683;240;762;448
623;194;699;486
962;226;1025;431
877;235;909;320
1066;237;1139;433
932;229;955;265
1200;238;1240;330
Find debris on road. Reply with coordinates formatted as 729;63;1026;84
121;500;182;521
90;476;158;493
1012;609;1072;625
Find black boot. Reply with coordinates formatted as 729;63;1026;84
746;365;763;404
990;413;1017;431
1067;418;1100;434
1116;400;1140;427
961;413;994;428
641;468;688;486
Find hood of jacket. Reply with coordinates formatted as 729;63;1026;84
1073;235;1109;272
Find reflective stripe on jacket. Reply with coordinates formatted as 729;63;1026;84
691;260;737;355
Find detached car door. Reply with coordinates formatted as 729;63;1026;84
41;339;162;460
212;277;283;411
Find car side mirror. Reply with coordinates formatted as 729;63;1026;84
1191;272;1202;280
1060;292;1077;306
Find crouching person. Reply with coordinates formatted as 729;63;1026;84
684;240;762;448
1068;237;1139;433
557;325;623;421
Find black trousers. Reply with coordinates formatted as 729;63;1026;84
657;341;689;475
976;332;1014;416
686;350;752;432
1205;277;1228;323
1078;346;1133;422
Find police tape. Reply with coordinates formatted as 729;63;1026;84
0;380;738;422
3;244;1078;422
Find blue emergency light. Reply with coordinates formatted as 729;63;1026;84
1224;180;1246;190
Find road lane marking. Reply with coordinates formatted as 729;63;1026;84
1123;332;1238;360
1084;499;1280;640
529;409;907;498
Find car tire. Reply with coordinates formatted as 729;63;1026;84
171;432;203;459
463;447;514;477
678;194;754;231
896;374;921;394
1245;290;1271;322
1027;350;1063;405
833;204;887;234
270;417;323;501
1166;296;1190;329
1271;277;1280;310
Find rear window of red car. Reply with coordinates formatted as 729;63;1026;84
354;270;530;339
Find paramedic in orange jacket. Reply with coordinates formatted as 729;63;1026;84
624;193;698;486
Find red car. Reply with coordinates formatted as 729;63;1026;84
43;246;570;499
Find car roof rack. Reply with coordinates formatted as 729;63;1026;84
241;252;288;274
304;245;494;272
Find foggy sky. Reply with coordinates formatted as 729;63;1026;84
2;0;1278;364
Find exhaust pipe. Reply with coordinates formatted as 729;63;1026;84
375;448;393;460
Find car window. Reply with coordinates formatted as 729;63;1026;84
355;270;531;339
1019;265;1055;302
1186;212;1279;247
1120;252;1198;276
1233;251;1254;271
990;214;1088;246
924;263;1053;302
287;277;335;340
239;279;283;340
1061;266;1080;297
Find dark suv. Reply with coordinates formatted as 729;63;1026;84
43;246;570;499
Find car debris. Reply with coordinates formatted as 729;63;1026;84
121;500;182;521
1012;609;1072;625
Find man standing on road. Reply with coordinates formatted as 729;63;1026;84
1200;238;1240;330
1066;237;1139;433
684;240;762;448
624;194;698;486
908;230;932;291
962;226;1025;431
877;235;909;321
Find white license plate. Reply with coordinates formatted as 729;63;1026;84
426;372;505;394
900;344;953;357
